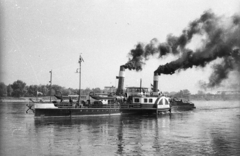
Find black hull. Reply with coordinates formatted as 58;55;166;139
171;105;196;111
33;99;173;117
35;108;121;117
34;107;171;117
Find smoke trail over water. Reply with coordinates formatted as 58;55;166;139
122;10;240;88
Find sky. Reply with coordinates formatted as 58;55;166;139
1;0;240;94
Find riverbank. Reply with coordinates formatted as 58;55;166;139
0;96;55;102
0;97;28;102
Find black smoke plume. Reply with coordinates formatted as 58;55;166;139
155;11;240;87
123;10;240;88
122;11;218;70
199;48;240;88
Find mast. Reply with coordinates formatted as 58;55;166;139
49;70;52;102
78;54;84;106
140;78;142;93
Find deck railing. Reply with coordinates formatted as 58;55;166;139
53;102;156;109
120;103;141;108
89;103;120;108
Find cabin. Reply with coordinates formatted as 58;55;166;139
123;87;170;109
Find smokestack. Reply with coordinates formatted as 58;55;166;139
116;66;125;95
153;72;159;93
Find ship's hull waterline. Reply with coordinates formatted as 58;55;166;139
34;108;121;117
33;103;171;117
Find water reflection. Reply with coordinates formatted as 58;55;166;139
33;114;175;155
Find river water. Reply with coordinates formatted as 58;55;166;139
0;100;240;156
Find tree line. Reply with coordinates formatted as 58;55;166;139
3;80;233;100
0;80;102;97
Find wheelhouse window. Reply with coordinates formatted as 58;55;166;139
144;98;148;103
134;98;140;103
149;99;153;103
127;87;149;93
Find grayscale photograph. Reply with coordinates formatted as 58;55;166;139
0;0;240;155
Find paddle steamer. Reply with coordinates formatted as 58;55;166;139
28;57;194;117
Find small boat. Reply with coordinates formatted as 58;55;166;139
170;97;196;110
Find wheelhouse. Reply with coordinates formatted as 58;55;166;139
125;87;150;97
